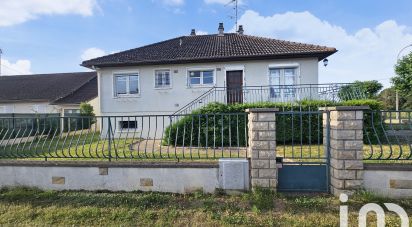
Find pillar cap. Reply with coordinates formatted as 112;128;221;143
319;106;370;111
245;108;279;113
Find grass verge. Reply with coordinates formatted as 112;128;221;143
0;187;410;226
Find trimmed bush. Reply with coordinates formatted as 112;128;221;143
0;114;60;139
163;99;383;146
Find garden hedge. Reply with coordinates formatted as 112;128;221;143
163;99;383;147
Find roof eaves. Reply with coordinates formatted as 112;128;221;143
82;50;337;68
50;75;97;105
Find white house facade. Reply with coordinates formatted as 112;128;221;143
96;58;319;116
82;23;336;136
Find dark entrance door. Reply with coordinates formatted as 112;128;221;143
226;70;243;104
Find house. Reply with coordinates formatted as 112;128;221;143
0;72;99;116
81;23;336;134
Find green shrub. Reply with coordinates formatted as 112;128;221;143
338;80;383;100
163;113;248;147
63;103;96;132
163;99;384;146
341;99;384;144
0;114;60;139
80;102;95;117
341;99;382;110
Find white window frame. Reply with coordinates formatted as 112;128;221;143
32;104;46;113
0;105;14;114
63;109;80;114
186;68;216;87
267;63;300;86
267;63;300;99
118;120;138;129
154;69;172;89
113;71;141;98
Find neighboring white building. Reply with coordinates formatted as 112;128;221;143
81;23;336;135
0;72;99;116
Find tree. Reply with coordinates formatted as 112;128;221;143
338;80;383;100
377;87;406;110
80;102;95;117
392;52;412;98
79;102;96;129
392;52;412;110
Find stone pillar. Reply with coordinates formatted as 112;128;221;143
321;106;369;196
246;108;278;190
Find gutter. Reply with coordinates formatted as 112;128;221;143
80;50;338;69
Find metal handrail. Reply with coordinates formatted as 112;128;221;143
173;83;364;115
173;86;217;115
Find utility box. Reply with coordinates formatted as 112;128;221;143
219;159;249;191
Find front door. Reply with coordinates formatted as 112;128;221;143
226;70;243;104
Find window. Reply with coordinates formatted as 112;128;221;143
114;74;140;97
32;105;46;113
0;106;13;113
268;67;297;98
64;109;80;115
155;70;171;88
188;70;214;86
269;68;281;98
284;68;297;97
120;121;137;129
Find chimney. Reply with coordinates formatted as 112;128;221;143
237;25;244;35
218;23;224;36
190;29;196;36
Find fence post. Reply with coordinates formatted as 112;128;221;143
246;108;278;191
108;118;112;162
321;106;369;196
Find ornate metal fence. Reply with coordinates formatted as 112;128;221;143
363;110;412;162
0;113;248;161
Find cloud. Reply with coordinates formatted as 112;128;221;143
81;47;106;61
204;0;244;5
157;0;185;6
0;0;98;27
0;59;32;75
234;10;412;87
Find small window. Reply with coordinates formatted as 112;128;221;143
188;70;214;86
120;121;137;129
155;70;171;88
114;74;140;97
32;105;46;113
64;109;80;115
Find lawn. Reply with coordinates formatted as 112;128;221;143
0;187;410;226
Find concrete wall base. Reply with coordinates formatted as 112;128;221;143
364;164;412;198
0;160;250;194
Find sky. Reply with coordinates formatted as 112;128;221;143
0;0;412;87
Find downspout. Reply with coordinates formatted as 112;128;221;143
93;66;103;132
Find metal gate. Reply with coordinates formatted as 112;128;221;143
276;110;330;192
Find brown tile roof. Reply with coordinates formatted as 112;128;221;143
0;72;97;104
52;77;97;105
81;33;337;68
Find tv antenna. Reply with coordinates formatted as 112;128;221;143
225;0;239;30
